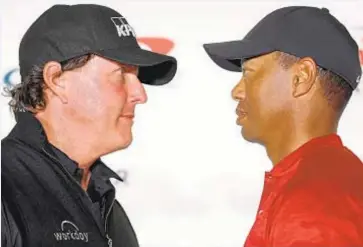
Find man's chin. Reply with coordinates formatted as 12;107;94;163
241;128;259;144
120;139;133;149
103;135;133;154
116;136;133;150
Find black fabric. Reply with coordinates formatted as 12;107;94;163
19;4;177;85
1;111;139;247
203;6;362;89
49;144;118;231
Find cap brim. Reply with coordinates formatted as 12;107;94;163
96;48;177;86
203;40;274;72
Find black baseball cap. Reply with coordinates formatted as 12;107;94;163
203;6;362;89
19;4;177;85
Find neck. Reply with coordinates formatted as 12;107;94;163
264;114;339;166
36;110;99;190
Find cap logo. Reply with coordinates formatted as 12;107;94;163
111;17;136;37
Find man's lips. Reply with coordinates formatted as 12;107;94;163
121;114;135;119
236;108;247;126
236;108;247;116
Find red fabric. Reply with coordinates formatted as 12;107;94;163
244;134;363;247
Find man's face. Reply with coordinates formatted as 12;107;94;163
61;55;147;153
232;52;294;144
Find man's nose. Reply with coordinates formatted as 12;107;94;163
125;74;148;104
231;79;246;102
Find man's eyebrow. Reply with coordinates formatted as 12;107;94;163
110;67;123;73
241;64;256;72
108;66;140;77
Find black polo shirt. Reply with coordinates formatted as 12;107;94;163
2;110;139;247
50;144;122;230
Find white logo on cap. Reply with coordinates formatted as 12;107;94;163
357;74;362;84
111;17;136;37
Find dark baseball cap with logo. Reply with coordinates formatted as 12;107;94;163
19;4;177;85
203;6;362;89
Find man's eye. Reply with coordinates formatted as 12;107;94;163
118;74;126;84
111;72;125;84
241;69;247;78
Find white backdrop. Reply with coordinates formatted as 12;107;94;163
1;1;363;247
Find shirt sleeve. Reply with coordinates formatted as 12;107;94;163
267;182;363;247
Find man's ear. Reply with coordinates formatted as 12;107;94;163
43;61;68;104
292;57;318;98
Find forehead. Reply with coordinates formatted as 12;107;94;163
242;52;278;69
87;55;138;71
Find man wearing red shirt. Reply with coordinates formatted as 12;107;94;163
203;6;363;246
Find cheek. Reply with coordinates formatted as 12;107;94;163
245;81;264;115
66;78;109;120
261;84;283;109
101;83;128;110
257;80;292;125
96;84;129;126
245;80;283;123
65;73;129;126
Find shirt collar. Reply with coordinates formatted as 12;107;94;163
49;139;123;203
8;110;47;151
8;110;123;200
268;134;343;177
50;144;123;184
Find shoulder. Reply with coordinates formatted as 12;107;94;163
1;137;24;177
2;136;31;161
1;135;42;170
281;144;363;219
268;161;363;246
1;136;45;192
289;143;363;196
267;144;363;245
111;200;134;226
108;200;139;247
301;141;363;170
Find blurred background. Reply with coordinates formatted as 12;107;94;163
1;0;362;246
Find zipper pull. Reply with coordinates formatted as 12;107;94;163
106;234;113;247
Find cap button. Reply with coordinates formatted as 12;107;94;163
321;7;330;13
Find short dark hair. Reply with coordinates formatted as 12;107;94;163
276;52;353;112
6;54;94;113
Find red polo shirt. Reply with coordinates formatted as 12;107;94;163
244;134;363;247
